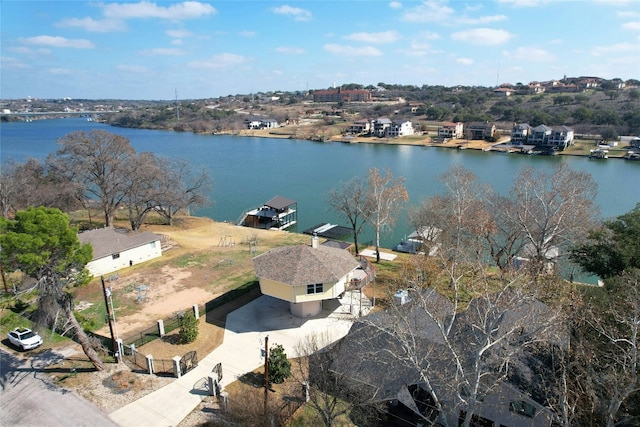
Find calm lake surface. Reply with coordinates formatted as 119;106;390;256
2;118;639;249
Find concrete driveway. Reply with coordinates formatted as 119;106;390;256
0;347;117;427
108;291;368;426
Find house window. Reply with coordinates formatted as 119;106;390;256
509;400;536;418
149;241;156;248
112;253;120;260
306;283;323;294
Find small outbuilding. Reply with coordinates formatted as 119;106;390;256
78;227;162;277
252;235;360;317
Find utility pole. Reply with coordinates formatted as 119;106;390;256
101;276;118;360
264;335;269;413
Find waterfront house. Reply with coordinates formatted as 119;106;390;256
372;118;393;137
347;119;370;135
529;124;553;146
510;123;532;145
246;118;278;130
386;120;414;137
547;125;574;150
252;234;361;317
78;227;162;277
438;122;464;140
466;122;496;140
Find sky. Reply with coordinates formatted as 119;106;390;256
1;0;639;100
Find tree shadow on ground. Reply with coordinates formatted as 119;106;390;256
238;371;264;388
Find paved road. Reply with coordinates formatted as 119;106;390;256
0;346;116;427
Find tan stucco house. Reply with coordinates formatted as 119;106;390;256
78;227;162;277
252;235;360;317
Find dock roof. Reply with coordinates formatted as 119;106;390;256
264;195;296;210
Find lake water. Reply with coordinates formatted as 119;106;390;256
1;118;639;249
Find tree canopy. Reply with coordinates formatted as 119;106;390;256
571;203;640;278
0;207;104;370
0;206;92;279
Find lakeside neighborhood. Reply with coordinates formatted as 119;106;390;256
2;74;639;427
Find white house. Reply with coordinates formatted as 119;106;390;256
386;120;414;137
438;122;464;139
372;118;392;137
78;228;162;277
252;235;360;317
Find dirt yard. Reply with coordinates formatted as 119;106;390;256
75;216;309;339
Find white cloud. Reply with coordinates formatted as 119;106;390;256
102;1;216;20
617;11;640;18
276;46;306;54
504;46;555;62
0;56;30;69
591;42;637;56
49;68;75;75
238;31;256;37
622;21;640;31
496;0;551;7
171;39;183;45
459;15;508;25
417;31;440;40
451;28;513;45
400;1;454;23
166;29;192;38
272;5;312;21
456;57;473;65
8;46;51;55
344;31;400;44
20;35;95;49
139;47;184;56
117;64;151;73
187;53;250;69
56;17;125;32
389;1;402;9
324;44;383;56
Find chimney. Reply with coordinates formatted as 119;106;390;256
312;233;319;249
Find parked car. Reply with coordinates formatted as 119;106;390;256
7;327;43;350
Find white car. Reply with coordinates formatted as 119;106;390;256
7;327;43;351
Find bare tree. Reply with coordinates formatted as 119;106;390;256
124;152;161;231
327;177;367;255
51;130;135;227
0;158;81;218
348;279;560;427
582;269;640;426
363;168;409;263
152;158;210;226
482;190;526;274
510;163;598;277
293;333;378;427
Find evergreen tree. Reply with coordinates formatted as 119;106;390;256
268;343;291;384
179;310;199;343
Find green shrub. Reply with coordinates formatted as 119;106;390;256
268;343;291;384
179;310;198;343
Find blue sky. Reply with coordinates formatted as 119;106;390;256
1;0;639;100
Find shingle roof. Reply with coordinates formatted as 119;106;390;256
253;244;359;286
78;227;161;260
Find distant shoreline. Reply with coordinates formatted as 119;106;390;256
214;128;638;160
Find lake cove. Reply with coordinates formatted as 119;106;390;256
2;118;639;249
